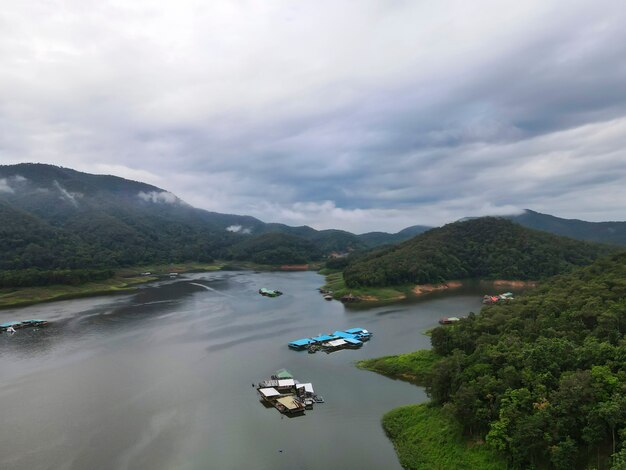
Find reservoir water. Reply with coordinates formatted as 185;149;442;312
0;271;484;470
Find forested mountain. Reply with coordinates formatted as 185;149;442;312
0;163;359;276
426;250;626;469
343;218;616;287
509;209;626;247
358;224;432;247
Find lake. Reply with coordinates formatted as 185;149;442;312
0;271;485;470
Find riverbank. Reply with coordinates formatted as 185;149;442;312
358;349;506;469
324;272;537;305
357;349;440;385
321;271;410;303
383;404;507;470
0;262;224;309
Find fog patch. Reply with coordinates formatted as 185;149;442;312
138;191;179;204
0;178;14;193
53;180;82;207
226;225;252;234
0;175;29;193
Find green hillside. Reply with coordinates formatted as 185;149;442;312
360;251;626;469
0;164;359;285
344;217;615;288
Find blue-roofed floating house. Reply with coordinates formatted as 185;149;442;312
288;327;371;353
343;328;372;341
288;338;315;350
310;334;337;343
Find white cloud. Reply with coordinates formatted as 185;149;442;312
137;191;179;204
0;1;625;231
0;178;14;193
53;180;82;206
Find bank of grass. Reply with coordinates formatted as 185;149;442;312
359;349;507;469
0;261;227;309
0;276;156;309
322;271;411;302
357;349;440;385
383;404;508;470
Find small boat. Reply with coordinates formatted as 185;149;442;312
323;294;333;301
439;317;460;325
259;288;283;297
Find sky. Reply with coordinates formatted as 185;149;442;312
1;0;625;233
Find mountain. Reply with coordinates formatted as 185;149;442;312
343;217;617;287
0;163;366;273
357;225;432;247
508;209;626;246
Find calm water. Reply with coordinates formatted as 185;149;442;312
0;271;485;470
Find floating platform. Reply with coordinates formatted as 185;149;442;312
288;327;372;352
256;370;323;416
1;319;49;331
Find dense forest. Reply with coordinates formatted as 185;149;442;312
343;218;615;287
0;163;434;288
228;233;321;265
424;251;626;469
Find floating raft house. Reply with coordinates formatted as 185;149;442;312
288;327;372;352
1;319;48;331
256;370;323;415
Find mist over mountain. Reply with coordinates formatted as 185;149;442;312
508;209;626;247
0;164;432;273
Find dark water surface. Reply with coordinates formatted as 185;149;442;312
0;271;484;470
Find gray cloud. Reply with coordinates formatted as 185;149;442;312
1;1;625;232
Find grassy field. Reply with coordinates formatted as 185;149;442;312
357;349;440;386
322;271;411;302
0;276;156;309
383;404;508;470
0;262;226;309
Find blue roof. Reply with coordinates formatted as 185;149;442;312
0;321;22;327
289;338;314;346
23;319;45;323
311;334;336;342
344;337;362;345
344;328;367;334
332;331;358;339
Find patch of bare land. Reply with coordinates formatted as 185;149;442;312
412;281;463;296
491;279;538;288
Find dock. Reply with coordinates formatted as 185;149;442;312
288;327;372;353
256;370;323;416
1;319;49;332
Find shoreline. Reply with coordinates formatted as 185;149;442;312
0;261;325;310
323;272;538;306
357;349;507;469
0;262;223;310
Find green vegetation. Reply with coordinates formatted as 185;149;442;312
228;232;321;265
383;404;508;470
0;275;154;309
0;164;367;288
0;262;224;308
364;251;626;469
357;349;440;385
323;271;409;302
344;217;614;288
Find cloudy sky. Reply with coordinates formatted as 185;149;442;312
1;0;625;233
